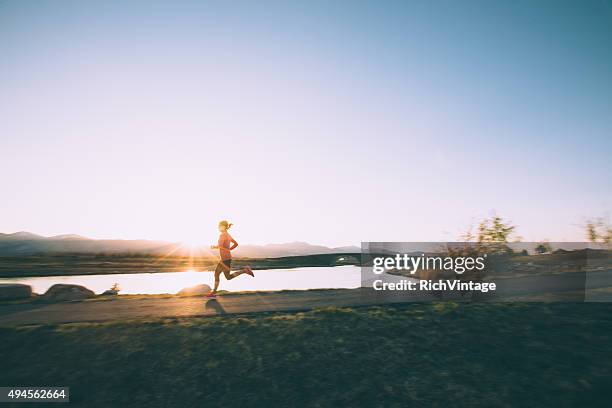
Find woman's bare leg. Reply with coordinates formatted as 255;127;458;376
212;269;222;293
224;268;246;280
221;263;253;280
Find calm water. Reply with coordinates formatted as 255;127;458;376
0;266;361;295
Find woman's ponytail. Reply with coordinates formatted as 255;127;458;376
219;220;233;230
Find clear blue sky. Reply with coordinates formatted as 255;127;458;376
1;0;611;246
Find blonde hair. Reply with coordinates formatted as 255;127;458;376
218;220;233;230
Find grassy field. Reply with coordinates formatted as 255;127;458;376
1;302;611;407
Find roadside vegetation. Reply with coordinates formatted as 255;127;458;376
1;303;611;407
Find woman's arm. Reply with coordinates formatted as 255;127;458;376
229;235;238;250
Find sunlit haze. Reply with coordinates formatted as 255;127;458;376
1;0;611;246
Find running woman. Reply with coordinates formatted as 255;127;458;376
207;220;254;298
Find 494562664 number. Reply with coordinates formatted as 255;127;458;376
0;387;69;403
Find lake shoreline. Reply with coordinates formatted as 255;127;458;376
0;253;361;278
0;266;362;296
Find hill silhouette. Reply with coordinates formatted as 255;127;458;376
0;232;359;258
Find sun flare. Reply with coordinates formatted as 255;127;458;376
180;237;206;249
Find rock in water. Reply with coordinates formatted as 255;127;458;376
177;284;212;296
0;284;32;300
43;284;95;301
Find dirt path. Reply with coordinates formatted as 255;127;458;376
0;289;434;326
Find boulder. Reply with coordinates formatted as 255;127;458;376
177;284;212;297
0;284;32;300
43;284;95;301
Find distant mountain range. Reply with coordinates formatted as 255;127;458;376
0;232;360;258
